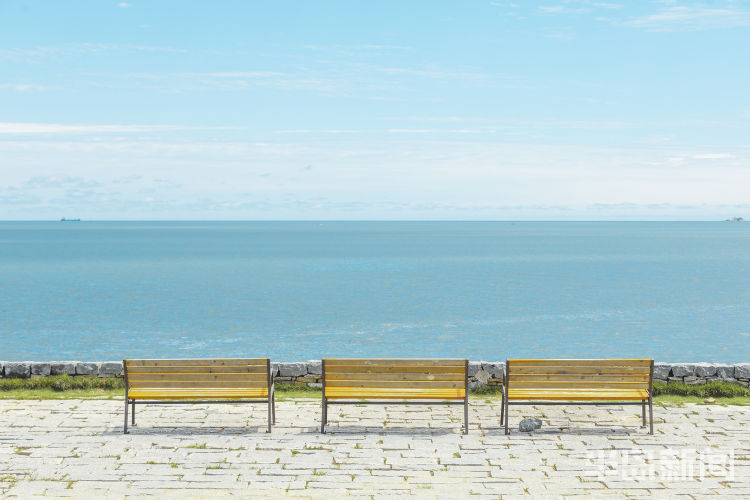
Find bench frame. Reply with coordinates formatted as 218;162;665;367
320;359;470;434
502;359;654;435
123;358;275;434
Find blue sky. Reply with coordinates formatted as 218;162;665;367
1;0;748;220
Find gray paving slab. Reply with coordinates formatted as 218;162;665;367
0;398;748;498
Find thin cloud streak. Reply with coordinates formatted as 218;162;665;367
0;123;237;134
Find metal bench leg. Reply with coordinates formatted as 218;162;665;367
132;402;135;426
500;390;505;427
267;398;272;433
504;398;509;435
124;399;129;434
464;398;469;435
320;397;327;433
648;396;654;435
641;400;646;427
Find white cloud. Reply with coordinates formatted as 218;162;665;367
117;2;132;8
0;122;232;134
0;43;186;62
0;83;57;92
692;153;735;159
624;6;750;31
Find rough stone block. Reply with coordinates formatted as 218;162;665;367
270;362;280;377
278;362;306;378
481;362;504;379
306;360;322;375
307;382;322;389
474;369;490;385
30;362;51;377
653;378;668;385
694;363;717;377
50;362;78;376
735;364;750;379
684;376;705;385
519;418;542;432
670;364;695;377
715;365;733;379
99;361;123;377
75;362;100;376
4;362;31;378
653;363;671;379
0;361;5;378
297;374;320;384
468;362;482;377
667;377;684;383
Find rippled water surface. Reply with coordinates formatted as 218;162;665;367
1;221;748;361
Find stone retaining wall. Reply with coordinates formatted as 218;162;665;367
1;360;749;388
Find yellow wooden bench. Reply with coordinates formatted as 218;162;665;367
321;358;469;434
123;358;275;433
502;359;654;434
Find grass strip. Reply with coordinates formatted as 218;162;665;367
2;376;749;404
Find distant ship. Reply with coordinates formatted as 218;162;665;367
725;217;744;222
60;218;81;222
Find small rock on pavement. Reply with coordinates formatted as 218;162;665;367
704;397;716;404
519;418;543;432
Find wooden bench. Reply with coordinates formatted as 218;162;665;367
502;359;654;434
321;358;469;434
123;358;275;433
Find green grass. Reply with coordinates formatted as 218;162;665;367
652;381;750;398
1;374;123;391
2;376;749;405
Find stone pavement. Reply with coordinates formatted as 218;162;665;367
0;398;748;499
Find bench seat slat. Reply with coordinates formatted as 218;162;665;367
510;366;651;375
325;380;465;389
325;365;466;374
507;388;649;401
510;381;649;389
127;373;268;382
325;387;465;399
128;380;269;388
128;388;268;399
513;374;649;382
326;372;465;382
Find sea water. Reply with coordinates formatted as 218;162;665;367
1;221;748;362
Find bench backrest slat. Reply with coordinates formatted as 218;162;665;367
125;358;270;390
506;359;653;391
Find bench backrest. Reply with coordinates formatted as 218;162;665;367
506;359;653;392
322;358;468;398
124;358;271;391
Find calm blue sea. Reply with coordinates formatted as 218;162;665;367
1;221;749;362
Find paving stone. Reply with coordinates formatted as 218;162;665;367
0;398;747;497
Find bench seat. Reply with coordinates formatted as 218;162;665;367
127;388;269;400
503;358;655;434
322;359;469;433
507;388;648;401
123;358;275;433
325;387;465;399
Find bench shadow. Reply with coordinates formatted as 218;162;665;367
326;425;459;436
482;426;641;436
105;425;278;436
